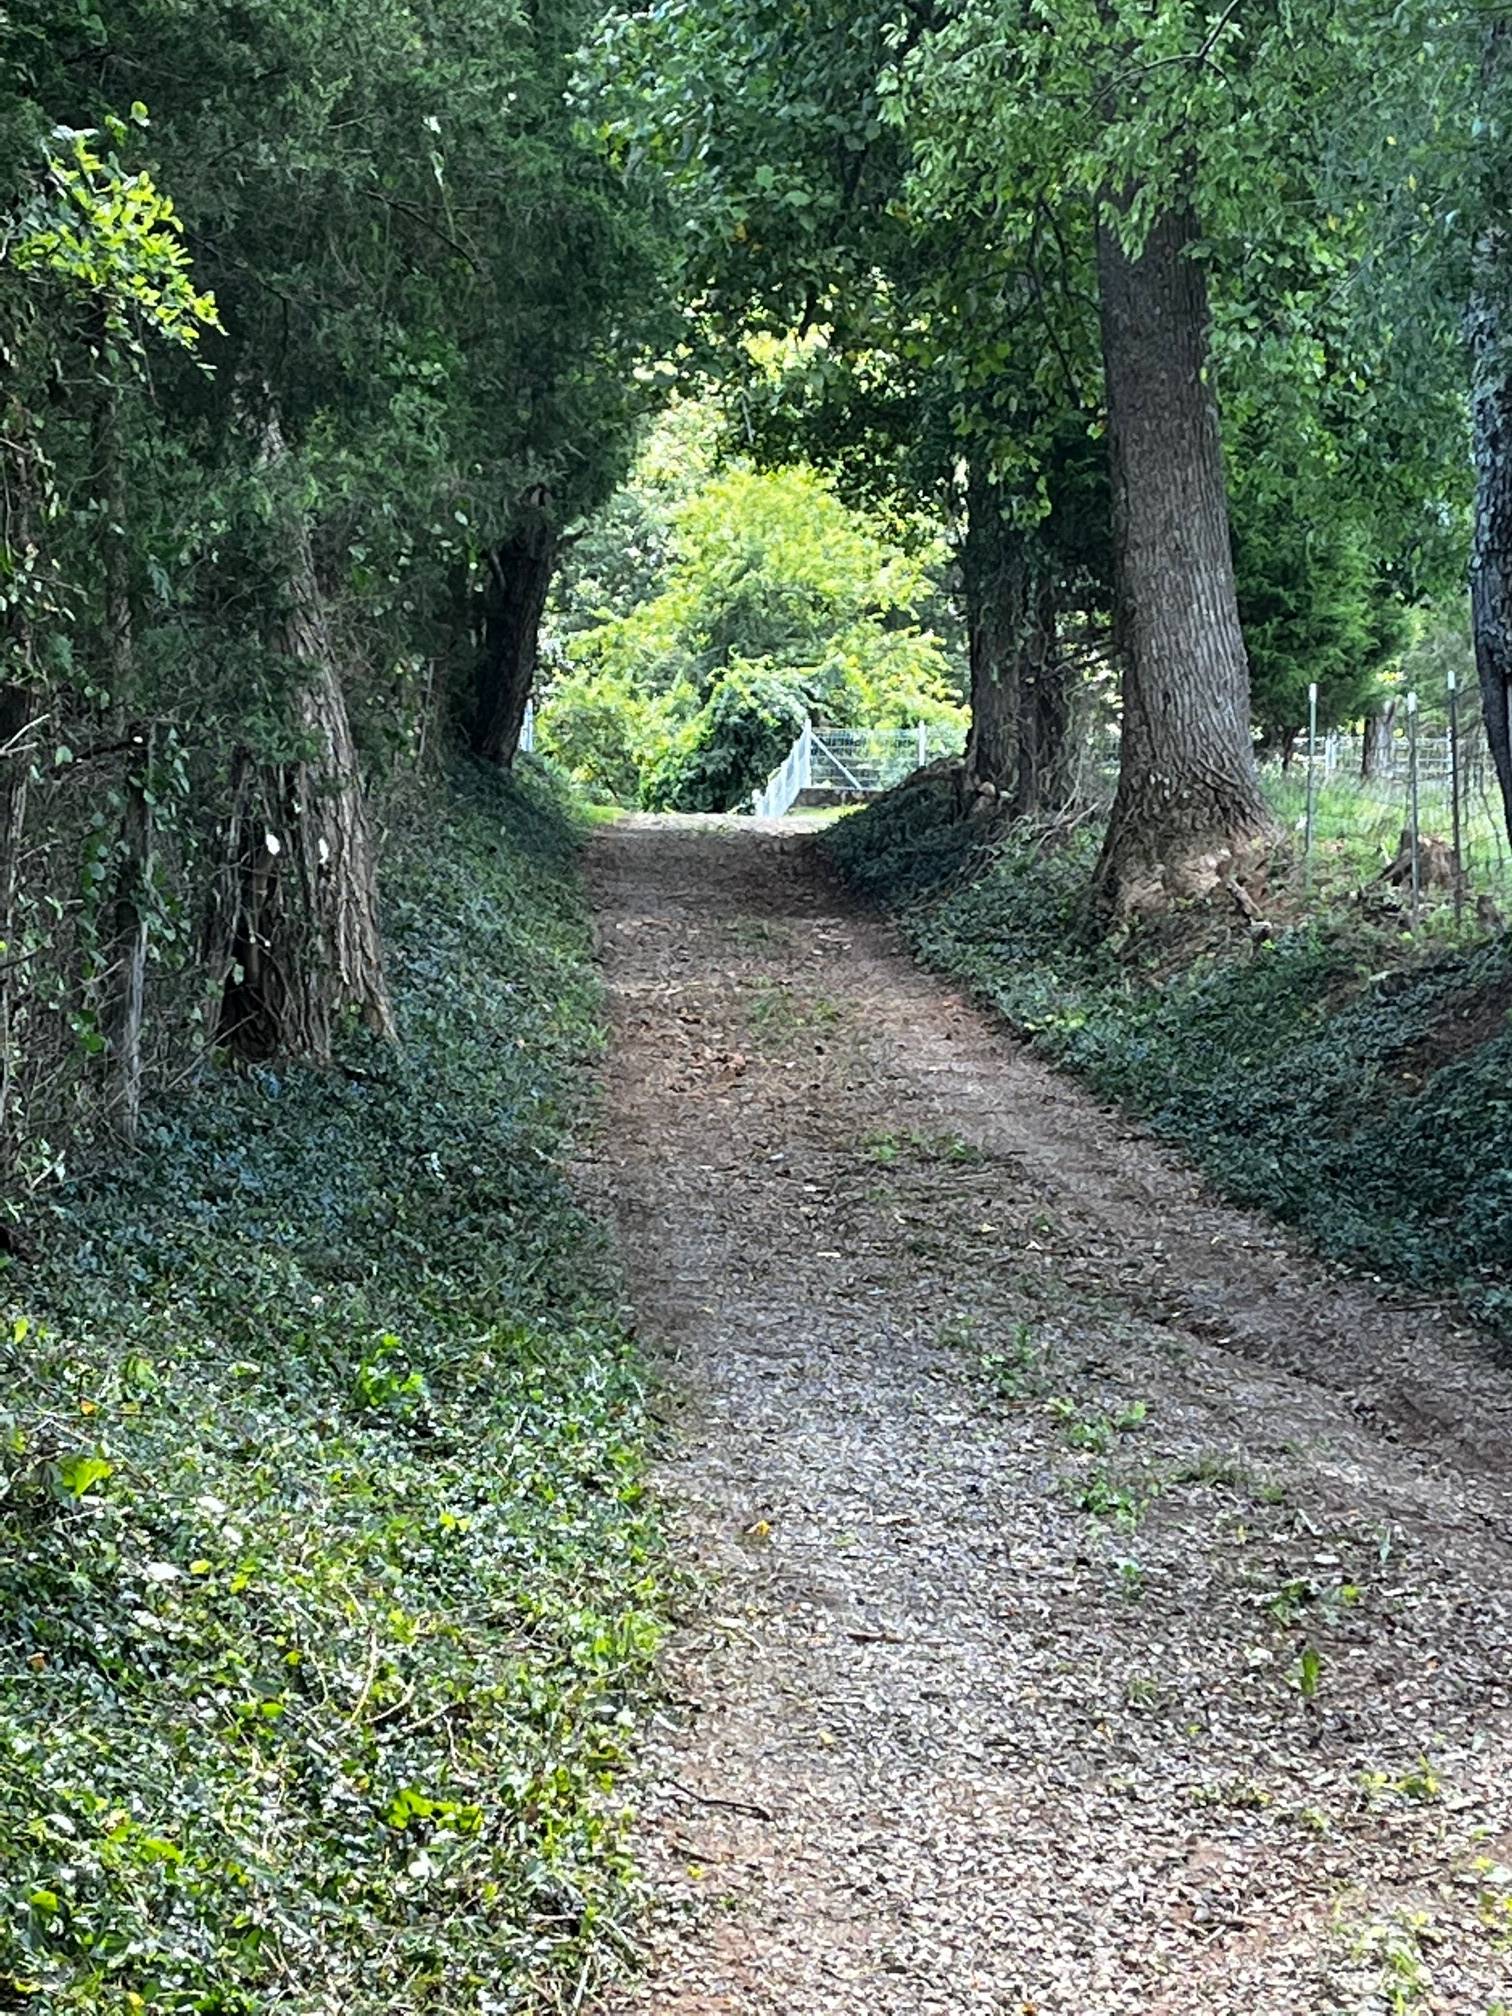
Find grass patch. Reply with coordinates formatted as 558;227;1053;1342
0;762;663;2012
746;981;841;1044
826;772;1512;1337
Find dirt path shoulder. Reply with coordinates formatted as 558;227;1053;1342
585;815;1512;2016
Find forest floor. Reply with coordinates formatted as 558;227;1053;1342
583;814;1512;2016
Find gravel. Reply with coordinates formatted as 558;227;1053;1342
584;816;1512;2016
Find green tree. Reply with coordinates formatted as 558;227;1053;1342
587;0;1102;808
2;89;218;1151
544;452;961;807
1469;15;1512;840
0;0;675;1166
1233;490;1407;755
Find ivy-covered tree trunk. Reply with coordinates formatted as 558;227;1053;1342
960;467;1024;795
1015;579;1072;817
1470;19;1512;848
471;502;557;767
104;730;153;1144
93;348;153;1144
0;413;42;1170
215;416;394;1062
1092;199;1274;915
0;680;37;1169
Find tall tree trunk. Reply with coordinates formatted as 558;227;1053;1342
1092;198;1274;916
105;729;153;1144
1361;700;1396;780
92;341;153;1144
1470;19;1512;848
0;410;42;1172
0;683;38;1171
471;501;556;767
1015;579;1072;817
214;411;394;1062
960;465;1024;795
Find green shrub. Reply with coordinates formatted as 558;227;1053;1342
0;762;663;2012
536;665;673;804
643;662;807;812
542;454;966;809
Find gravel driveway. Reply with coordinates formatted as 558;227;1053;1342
585;815;1512;2016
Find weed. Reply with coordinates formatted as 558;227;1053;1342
729;917;788;947
1046;1393;1148;1454
1360;1759;1443;1804
1265;1576;1319;1626
1350;1913;1435;2012
748;982;840;1043
1066;1416;1113;1453
1292;1643;1324;1699
979;1321;1048;1400
864;1126;983;1167
1115;1556;1146;1599
1168;1449;1252;1492
1077;1470;1141;1526
1046;1394;1110;1450
1474;1867;1512;1950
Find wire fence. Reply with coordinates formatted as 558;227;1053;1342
757;695;1512;921
1260;725;1512;911
1086;684;1511;918
751;720;964;816
808;723;963;795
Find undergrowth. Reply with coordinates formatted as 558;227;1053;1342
0;763;662;2012
827;772;1512;1337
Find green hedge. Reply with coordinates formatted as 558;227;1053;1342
0;763;662;2012
827;774;1512;1336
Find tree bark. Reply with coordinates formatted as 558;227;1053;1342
0;409;42;1171
960;466;1024;796
471;503;556;767
104;729;153;1144
214;410;394;1062
1092;198;1274;916
1470;18;1512;848
92;341;153;1145
1361;700;1396;780
0;682;38;1171
1015;578;1073;818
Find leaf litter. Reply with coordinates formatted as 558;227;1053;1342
584;814;1512;2016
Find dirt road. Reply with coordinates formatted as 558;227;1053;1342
586;815;1512;2016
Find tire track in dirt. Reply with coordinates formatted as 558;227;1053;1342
585;815;1512;2016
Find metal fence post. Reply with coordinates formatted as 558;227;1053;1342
916;720;927;769
1447;669;1464;924
800;715;813;792
1406;689;1421;929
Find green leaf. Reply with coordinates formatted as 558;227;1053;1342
54;1452;114;1499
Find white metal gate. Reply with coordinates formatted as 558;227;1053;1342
749;719;960;818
